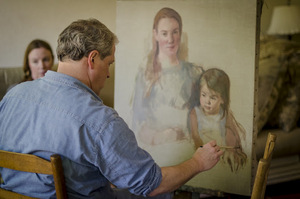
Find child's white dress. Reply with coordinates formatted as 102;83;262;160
194;106;226;146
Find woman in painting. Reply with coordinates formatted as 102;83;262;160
188;68;247;172
131;7;203;146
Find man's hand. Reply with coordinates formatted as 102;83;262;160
192;140;224;172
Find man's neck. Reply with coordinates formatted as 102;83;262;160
57;58;91;89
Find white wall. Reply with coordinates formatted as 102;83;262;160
0;0;116;67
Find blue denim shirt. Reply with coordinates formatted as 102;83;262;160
0;71;162;198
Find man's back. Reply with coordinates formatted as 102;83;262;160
0;71;161;198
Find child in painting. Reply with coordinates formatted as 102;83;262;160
188;68;247;172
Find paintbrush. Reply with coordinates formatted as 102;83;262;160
200;145;240;149
219;145;240;149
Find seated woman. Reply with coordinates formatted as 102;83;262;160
21;39;54;82
7;39;54;91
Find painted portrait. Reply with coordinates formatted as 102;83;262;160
115;0;258;196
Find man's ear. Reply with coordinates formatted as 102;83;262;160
87;50;98;68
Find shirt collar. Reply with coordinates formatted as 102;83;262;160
44;71;102;102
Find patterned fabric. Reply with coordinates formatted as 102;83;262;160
257;36;288;132
258;36;300;133
266;51;300;132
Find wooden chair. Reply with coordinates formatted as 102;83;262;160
0;150;67;199
251;133;277;199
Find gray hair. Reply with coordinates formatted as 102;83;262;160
57;18;118;61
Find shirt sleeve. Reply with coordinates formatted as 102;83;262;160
94;115;162;196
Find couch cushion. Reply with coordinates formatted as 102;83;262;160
0;67;23;100
256;128;300;159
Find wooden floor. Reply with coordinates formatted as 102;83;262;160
173;179;300;199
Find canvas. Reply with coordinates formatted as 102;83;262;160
114;0;259;196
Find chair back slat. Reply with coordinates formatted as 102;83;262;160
0;188;37;199
0;150;52;174
51;155;68;199
0;150;67;199
251;133;277;199
263;133;276;160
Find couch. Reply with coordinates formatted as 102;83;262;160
256;35;300;185
1;37;300;188
0;67;24;99
0;65;57;101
